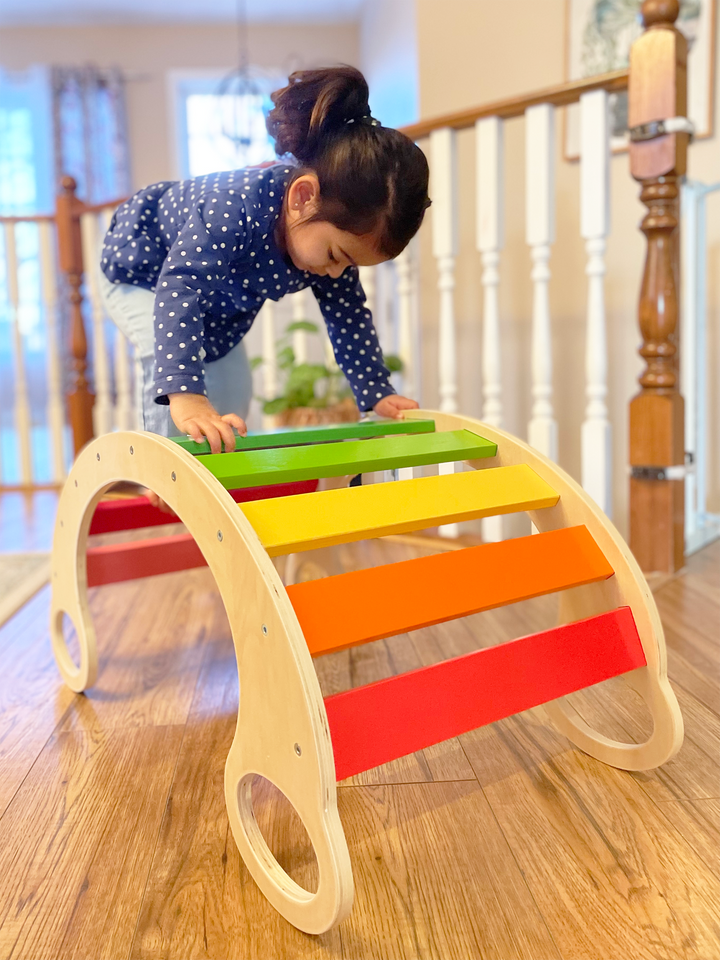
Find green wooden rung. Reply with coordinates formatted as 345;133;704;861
199;429;497;490
170;418;436;455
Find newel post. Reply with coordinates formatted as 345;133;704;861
56;175;95;455
628;0;688;573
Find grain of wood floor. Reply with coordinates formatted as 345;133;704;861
0;526;718;960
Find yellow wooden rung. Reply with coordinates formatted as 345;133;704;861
241;464;559;556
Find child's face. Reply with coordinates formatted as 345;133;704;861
282;174;389;279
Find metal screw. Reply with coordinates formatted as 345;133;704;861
294;743;302;757
261;624;268;636
96;453;101;461
129;445;134;455
217;530;223;542
171;471;176;481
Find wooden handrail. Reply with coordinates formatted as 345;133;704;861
399;69;629;140
0;213;55;224
81;196;128;216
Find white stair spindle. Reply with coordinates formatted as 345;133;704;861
38;221;66;482
291;288;308;364
395;247;415;397
525;103;558;461
261;300;277;430
359;265;376;318
477;116;505;542
80;212;113;436
4;223;33;485
94;206;135;432
114;327;136;430
431;127;459;414
580;90;612;516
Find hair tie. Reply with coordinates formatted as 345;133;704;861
345;115;381;127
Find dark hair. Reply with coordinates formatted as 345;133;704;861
266;66;430;258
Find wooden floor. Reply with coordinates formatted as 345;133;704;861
0;494;719;959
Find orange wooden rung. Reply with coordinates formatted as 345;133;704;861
288;525;614;657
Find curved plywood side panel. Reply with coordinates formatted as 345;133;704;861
403;410;683;771
49;431;353;934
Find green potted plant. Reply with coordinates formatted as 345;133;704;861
252;320;403;426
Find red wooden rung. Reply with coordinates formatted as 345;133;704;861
88;480;318;535
324;607;647;781
87;533;203;587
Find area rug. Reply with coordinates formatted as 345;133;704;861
0;553;51;628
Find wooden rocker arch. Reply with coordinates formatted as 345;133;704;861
50;411;682;933
50;430;353;934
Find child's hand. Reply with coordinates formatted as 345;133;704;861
168;393;247;454
373;394;420;419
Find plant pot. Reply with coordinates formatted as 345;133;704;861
273;397;360;427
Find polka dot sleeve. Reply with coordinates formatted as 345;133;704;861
311;269;396;413
152;192;247;403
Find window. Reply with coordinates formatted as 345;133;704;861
171;72;281;180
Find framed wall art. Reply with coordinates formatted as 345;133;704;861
565;0;716;159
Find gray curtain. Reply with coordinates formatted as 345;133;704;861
51;64;131;203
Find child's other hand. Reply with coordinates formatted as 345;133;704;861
373;394;420;419
168;392;247;454
145;489;177;516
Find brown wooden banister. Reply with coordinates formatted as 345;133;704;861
55;176;96;456
399;69;629;140
628;0;687;573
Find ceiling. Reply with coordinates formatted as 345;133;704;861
0;0;365;26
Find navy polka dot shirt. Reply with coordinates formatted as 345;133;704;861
101;164;395;411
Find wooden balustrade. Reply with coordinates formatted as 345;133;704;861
398;9;689;571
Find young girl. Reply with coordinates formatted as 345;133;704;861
100;66;430;455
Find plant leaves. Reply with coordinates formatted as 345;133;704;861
285;320;319;334
262;397;291;414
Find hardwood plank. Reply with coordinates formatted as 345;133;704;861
337;781;561;960
656;799;720;879
289;526;613;657
131;633;343;960
0;587;78;817
0;491;59;552
461;710;720;960
200;430;497;489
0;724;183;960
59;568;222;733
241;464;559;556
565;677;720;804
170;417;437;455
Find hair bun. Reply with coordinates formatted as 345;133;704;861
267;66;370;162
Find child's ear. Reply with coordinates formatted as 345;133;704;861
288;175;320;215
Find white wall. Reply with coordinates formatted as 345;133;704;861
360;0;418;127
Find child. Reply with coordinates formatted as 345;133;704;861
100;65;430;455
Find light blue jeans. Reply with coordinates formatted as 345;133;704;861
99;273;252;437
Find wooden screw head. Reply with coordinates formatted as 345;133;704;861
641;0;679;27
